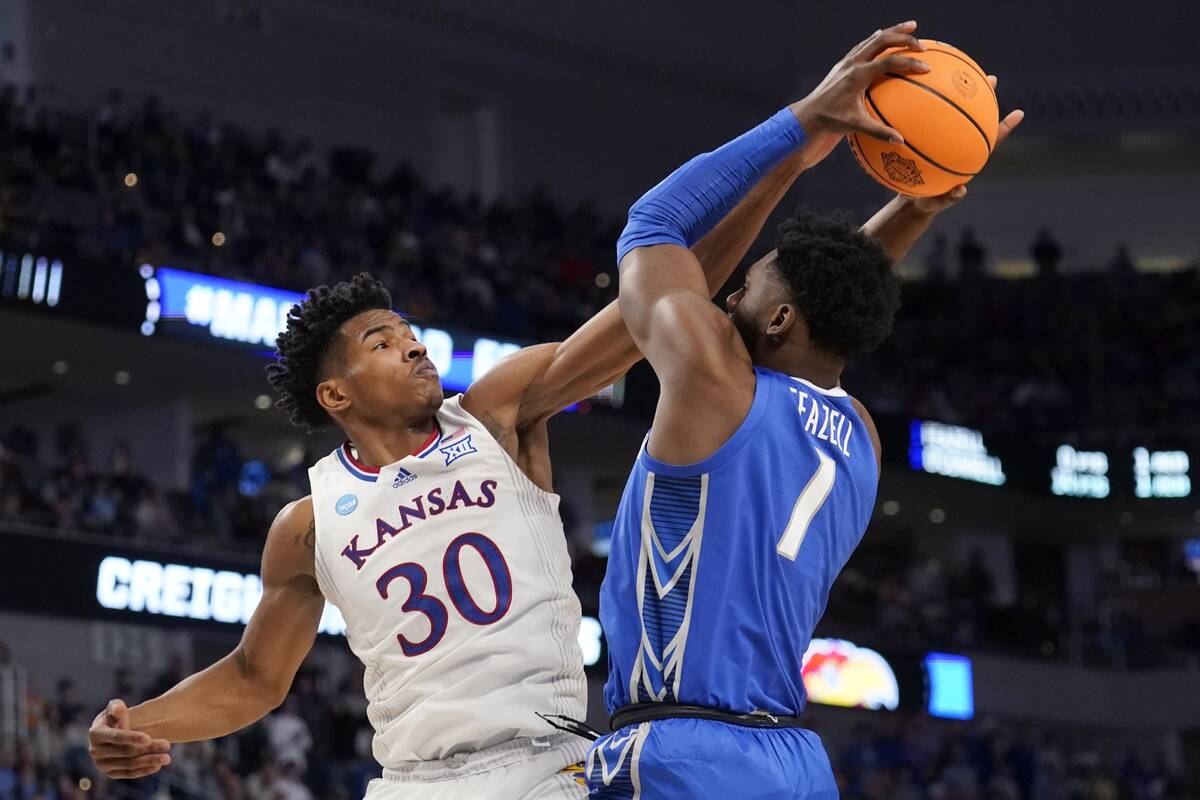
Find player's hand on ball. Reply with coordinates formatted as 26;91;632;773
88;699;172;780
790;21;930;146
909;75;1026;213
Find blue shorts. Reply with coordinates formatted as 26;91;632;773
584;718;837;799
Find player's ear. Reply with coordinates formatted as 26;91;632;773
765;303;797;339
316;378;351;416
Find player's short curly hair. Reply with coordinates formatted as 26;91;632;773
266;272;393;430
771;210;901;357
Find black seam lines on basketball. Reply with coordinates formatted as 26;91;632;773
920;46;998;106
864;88;977;178
883;72;993;154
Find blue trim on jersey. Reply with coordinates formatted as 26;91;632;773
635;474;704;703
415;429;443;459
637;368;772;478
335;447;379;483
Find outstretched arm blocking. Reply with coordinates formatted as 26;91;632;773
89;499;324;778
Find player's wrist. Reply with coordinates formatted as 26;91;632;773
787;99;825;141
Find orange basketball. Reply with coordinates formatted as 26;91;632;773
848;39;998;197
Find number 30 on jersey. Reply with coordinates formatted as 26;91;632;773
376;532;512;656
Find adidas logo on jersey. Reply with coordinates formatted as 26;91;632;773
393;468;417;488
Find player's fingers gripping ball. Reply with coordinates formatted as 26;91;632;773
849;39;999;197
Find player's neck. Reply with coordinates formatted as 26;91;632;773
757;347;844;391
341;416;439;467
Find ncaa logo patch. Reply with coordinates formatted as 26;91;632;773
335;494;358;516
439;434;478;466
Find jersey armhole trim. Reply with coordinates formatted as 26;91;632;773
446;393;563;507
638;368;772;478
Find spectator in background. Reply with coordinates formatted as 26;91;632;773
54;678;84;729
1109;243;1136;277
263;695;313;775
132;486;178;540
923;232;950;282
6;749;45;800
1031;226;1064;279
145;655;186;702
246;758;313;800
962;549;996;609
0;751;14;799
110;668;135;703
213;756;247;800
957;227;986;281
191;426;243;535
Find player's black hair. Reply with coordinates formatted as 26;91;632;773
771;210;901;357
266;272;393;430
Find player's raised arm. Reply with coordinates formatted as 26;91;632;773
615;23;930;464
460;133;824;468
88;499;324;779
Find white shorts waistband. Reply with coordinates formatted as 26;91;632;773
380;733;586;783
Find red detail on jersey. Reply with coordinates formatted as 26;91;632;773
341;442;381;474
411;422;442;456
341;421;442;471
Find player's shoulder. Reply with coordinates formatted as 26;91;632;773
847;394;882;470
262;496;317;580
275;495;314;530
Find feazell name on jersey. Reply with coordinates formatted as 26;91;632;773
340;479;499;569
788;385;854;459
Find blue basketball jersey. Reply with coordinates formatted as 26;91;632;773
600;366;879;717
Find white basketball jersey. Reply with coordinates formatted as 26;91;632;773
308;394;586;766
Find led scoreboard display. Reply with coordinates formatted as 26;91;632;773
1133;448;1190;499
889;419;1194;501
908;421;1005;486
1051;446;1110;499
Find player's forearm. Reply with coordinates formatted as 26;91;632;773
128;650;282;743
691;151;809;297
617;108;807;265
860;194;938;264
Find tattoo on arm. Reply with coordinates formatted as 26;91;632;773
294;522;323;596
295;519;315;550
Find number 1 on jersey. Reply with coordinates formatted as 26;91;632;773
776;448;837;560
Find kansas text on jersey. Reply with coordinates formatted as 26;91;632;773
308;395;585;766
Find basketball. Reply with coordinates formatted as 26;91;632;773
848;39;999;197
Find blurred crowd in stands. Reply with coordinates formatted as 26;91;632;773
0;636;1191;799
855;247;1200;443
818;540;1200;670
3;85;1198;444
0;423;289;552
0;85;617;342
0;644;378;800
824;712;1190;800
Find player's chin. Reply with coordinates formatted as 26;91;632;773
422;385;446;410
420;373;443;395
